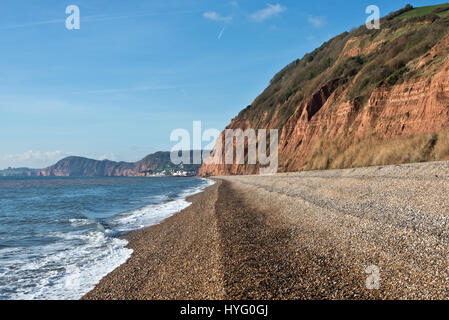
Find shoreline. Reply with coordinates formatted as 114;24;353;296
82;179;224;300
83;162;449;300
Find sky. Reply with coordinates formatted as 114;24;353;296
0;0;443;169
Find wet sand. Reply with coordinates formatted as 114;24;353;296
83;161;449;300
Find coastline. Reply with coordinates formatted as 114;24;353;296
82;179;225;300
83;162;449;300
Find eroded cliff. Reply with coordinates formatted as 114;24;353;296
34;152;200;177
199;4;449;176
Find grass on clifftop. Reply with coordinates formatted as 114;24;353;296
397;3;449;19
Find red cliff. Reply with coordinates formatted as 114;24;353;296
199;5;449;176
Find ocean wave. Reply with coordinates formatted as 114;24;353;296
0;177;215;300
69;218;96;227
110;178;215;233
0;229;132;300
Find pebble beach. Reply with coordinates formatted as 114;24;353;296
83;161;449;300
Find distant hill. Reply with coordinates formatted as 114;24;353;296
0;151;204;177
200;4;449;176
0;167;37;177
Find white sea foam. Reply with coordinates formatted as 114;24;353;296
112;199;191;232
0;178;215;300
111;178;215;233
1;230;131;300
69;218;95;227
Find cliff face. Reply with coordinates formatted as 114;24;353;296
36;157;135;177
199;5;449;176
34;152;200;177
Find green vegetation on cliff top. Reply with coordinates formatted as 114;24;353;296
396;3;449;18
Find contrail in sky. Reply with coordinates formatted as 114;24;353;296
218;27;225;40
0;9;202;30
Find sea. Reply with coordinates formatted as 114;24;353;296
0;176;214;300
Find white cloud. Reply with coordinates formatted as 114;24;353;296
307;16;326;28
0;150;71;169
250;3;286;22
203;11;232;22
98;153;119;161
230;1;239;8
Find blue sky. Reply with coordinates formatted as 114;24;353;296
0;0;442;168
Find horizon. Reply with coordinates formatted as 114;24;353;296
0;0;444;169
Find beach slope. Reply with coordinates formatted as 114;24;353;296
84;161;449;300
